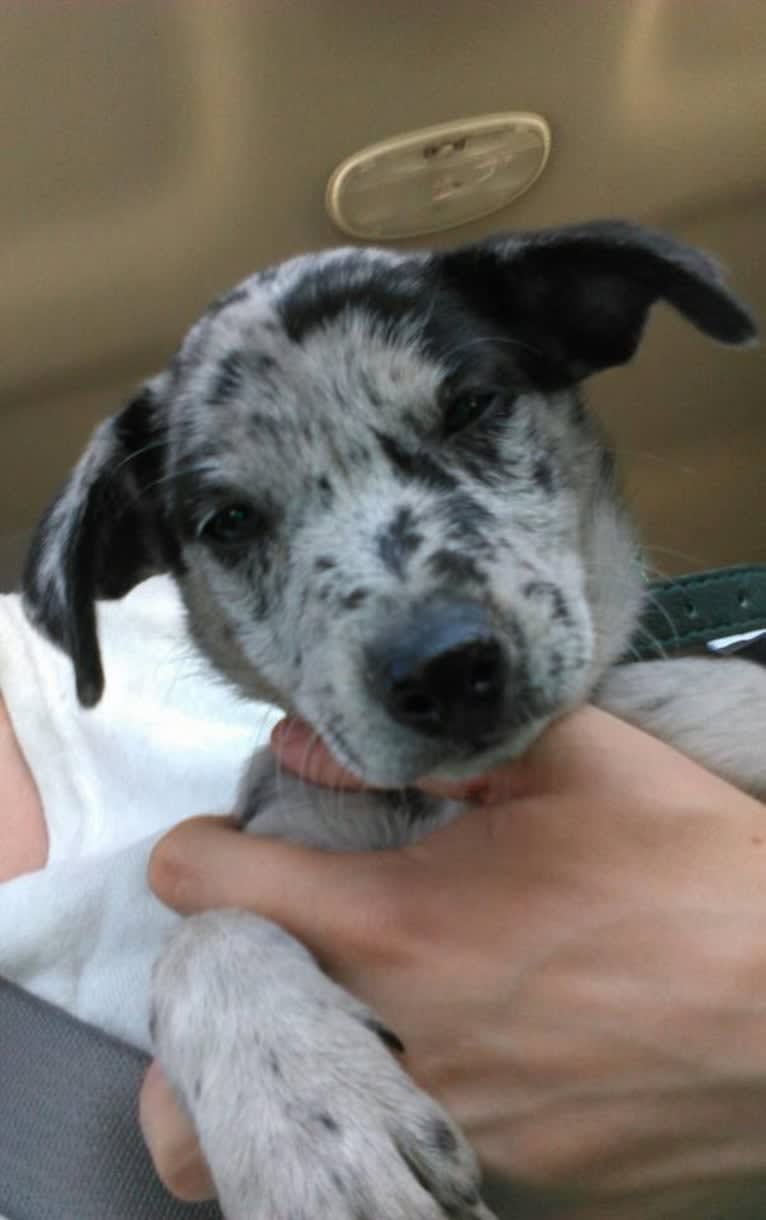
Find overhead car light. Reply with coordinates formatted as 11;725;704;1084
326;112;551;241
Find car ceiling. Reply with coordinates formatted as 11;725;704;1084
1;0;764;585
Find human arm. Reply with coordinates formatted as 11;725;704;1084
143;706;766;1219
0;694;47;881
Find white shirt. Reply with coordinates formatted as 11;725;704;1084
0;577;280;1050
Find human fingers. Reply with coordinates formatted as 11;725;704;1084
271;704;727;809
506;703;765;820
270;717;368;789
138;1061;214;1201
270;714;531;801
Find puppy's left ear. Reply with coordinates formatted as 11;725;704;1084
22;374;180;707
439;219;757;384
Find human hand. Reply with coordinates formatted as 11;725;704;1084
143;707;766;1219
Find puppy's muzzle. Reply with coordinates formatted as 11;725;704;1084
367;601;508;745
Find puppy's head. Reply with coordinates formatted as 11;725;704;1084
23;221;756;784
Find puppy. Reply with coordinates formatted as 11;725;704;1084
24;221;765;1218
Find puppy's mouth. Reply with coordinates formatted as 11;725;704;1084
419;716;548;783
311;706;545;791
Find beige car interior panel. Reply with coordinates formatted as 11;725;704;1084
1;0;764;586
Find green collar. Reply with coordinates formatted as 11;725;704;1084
629;565;766;661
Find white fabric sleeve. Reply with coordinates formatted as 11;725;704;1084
0;577;281;1047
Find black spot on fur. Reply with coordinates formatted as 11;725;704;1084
376;432;458;493
377;506;423;578
442;493;495;548
330;1170;348;1196
451;422;511;485
203;521;275;579
267;1050;282;1077
429;549;485;586
314;554;336;572
316;475;335;506
211;352;244;404
431;1119;459;1157
523;580;571;624
297;581;311;621
349;442;373;467
547;649;564;679
533;456;555;493
342;587;368;611
255;353;278;376
245;413;283;445
398;1147;433;1198
550;587;571;623
402;408;421;433
279;261;419;343
363;1016;406;1055
316;1111;340;1133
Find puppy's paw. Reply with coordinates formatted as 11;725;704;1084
263;1036;497;1220
151;910;497;1220
206;1016;495;1220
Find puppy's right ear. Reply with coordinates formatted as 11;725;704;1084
22;374;180;707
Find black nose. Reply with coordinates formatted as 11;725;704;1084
368;603;507;742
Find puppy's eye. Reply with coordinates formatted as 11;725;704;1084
198;504;264;546
442;390;501;437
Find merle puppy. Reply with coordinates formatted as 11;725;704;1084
24;221;765;1219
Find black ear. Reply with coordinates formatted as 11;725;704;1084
22;374;180;707
439;219;757;384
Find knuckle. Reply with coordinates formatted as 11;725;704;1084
148;829;198;907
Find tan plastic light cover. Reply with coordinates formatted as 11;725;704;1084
326;113;551;240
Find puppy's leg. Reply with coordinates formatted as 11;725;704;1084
596;656;766;798
152;910;497;1220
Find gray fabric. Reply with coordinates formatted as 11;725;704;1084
0;976;222;1220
